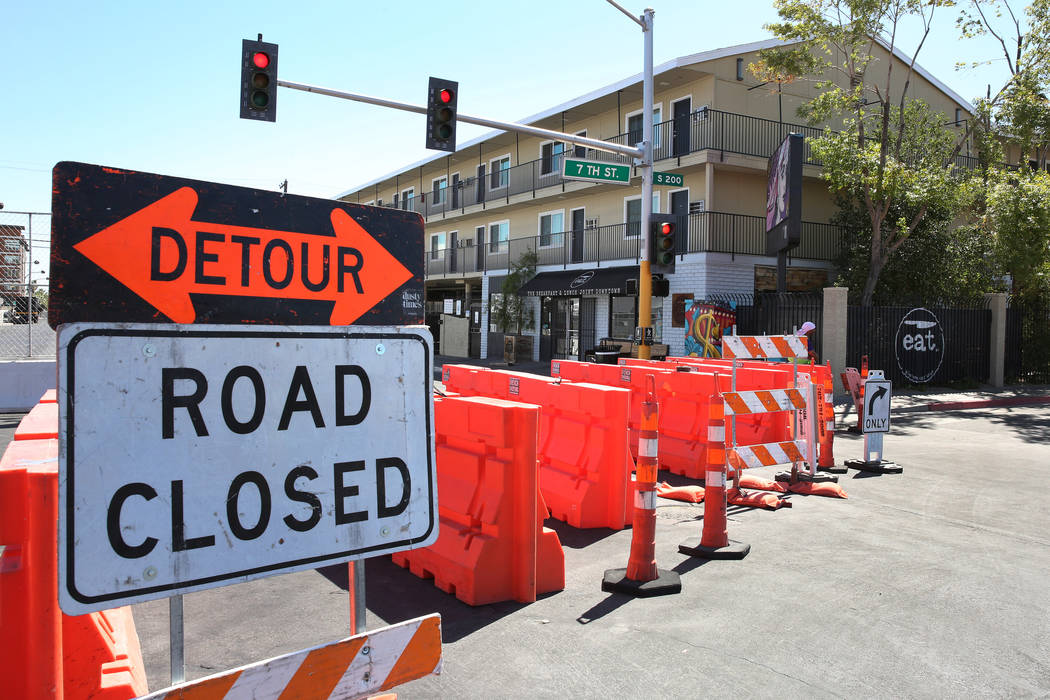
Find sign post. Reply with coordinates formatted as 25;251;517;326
845;369;903;474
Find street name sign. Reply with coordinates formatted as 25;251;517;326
561;158;632;185
57;323;437;614
863;377;892;433
49;162;424;328
653;171;684;187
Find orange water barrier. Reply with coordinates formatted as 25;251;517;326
1;410;147;699
442;365;633;530
392;395;564;605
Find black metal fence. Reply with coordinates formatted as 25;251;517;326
1005;294;1050;384
847;302;991;386
706;292;824;359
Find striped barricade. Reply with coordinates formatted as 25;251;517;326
444;365;633;530
721;334;808;360
392;395;565;605
722;387;810;472
139;614;441;699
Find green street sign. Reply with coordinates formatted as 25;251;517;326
653;171;684;187
562;158;632;185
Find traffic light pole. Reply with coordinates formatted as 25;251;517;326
276;79;644;161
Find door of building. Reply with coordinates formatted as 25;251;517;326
571;208;585;263
673;98;691;157
448;231;458;273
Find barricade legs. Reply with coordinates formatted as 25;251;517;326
679;393;750;560
602;376;680;597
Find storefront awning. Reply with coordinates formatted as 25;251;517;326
518;266;636;297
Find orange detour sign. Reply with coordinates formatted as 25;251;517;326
137;614;441;700
49;162;424;327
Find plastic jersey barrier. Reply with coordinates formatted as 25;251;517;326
442;365;633;530
0;433;148;699
557;360;791;479
13;401;59;440
391;395;565;605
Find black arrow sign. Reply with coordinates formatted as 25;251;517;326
868;384;888;415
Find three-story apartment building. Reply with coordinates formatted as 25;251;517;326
337;39;974;361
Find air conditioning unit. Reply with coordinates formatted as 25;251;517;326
585;217;600;229
689;200;706;214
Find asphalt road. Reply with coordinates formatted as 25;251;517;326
121;402;1050;698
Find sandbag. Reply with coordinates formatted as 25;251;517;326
787;481;848;498
655;482;705;503
737;474;788;493
727;488;791;510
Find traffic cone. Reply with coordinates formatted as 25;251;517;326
818;363;846;473
602;375;681;597
678;390;750;560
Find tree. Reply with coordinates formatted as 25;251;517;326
983;168;1050;293
758;0;976;305
489;249;537;335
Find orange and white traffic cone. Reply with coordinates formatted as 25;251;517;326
602;375;681;596
818;363;846;473
678;390;751;560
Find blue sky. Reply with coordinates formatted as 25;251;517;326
2;0;1013;220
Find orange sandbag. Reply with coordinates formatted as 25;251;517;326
727;488;791;510
655;482;705;503
737;474;788;493
787;481;848;498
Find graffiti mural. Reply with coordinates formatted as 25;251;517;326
684;300;736;357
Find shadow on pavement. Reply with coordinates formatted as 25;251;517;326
543;518;620;549
316;557;533;644
890;407;1050;442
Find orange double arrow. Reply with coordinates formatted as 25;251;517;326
74;187;413;324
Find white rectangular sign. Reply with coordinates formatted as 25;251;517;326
57;323;437;614
863;378;892;433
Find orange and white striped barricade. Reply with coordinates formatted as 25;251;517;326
678;390;751;560
720;334;809;361
602;375;681;596
818;362;846;473
137;614;442;699
844;369;903;474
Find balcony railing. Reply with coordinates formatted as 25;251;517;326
424;210;841;277
383;107;983;219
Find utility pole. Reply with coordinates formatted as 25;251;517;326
278;179;288;195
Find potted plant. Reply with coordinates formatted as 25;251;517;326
490;250;537;364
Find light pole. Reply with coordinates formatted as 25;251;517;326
606;1;655;359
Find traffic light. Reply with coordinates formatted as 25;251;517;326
426;77;458;152
649;214;677;274
241;37;278;122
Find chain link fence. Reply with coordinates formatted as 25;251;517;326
1;211;55;359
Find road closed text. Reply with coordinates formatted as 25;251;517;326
107;362;411;559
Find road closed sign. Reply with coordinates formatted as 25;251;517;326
57;323;437;614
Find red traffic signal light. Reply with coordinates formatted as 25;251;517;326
649;215;677;273
241;38;278;122
426;77;459;152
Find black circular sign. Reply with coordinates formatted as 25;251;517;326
895;308;945;383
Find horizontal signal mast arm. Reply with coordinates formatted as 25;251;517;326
276;79;645;160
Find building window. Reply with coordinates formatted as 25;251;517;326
401;188;414;211
540;141;564;176
489;155;511;189
488;221;509;253
624;194;660;237
736;58;744;81
609;296;663;342
429;232;446;260
574;131;587;158
539;211;564;247
432;177;448;205
627;106;662;148
955;108;962;126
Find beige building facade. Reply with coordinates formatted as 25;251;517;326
337;39;974;361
